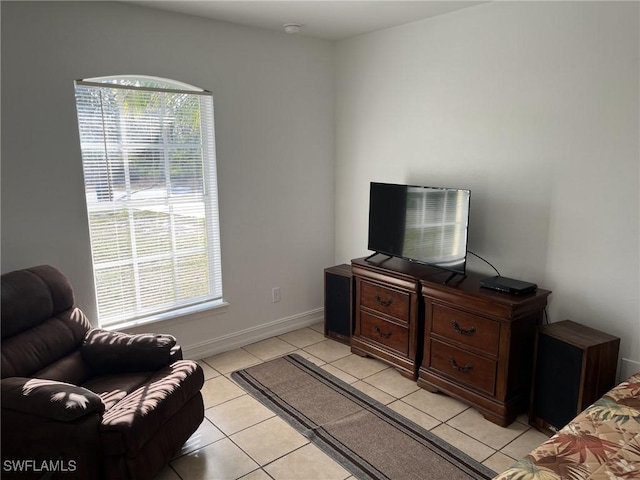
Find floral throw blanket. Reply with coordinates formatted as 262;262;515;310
494;372;640;480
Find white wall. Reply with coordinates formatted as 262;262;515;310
1;2;335;357
3;1;639;376
334;1;640;375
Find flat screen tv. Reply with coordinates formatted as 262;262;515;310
367;182;471;276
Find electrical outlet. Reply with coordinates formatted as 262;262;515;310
272;287;281;303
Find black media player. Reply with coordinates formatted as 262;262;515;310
480;276;538;295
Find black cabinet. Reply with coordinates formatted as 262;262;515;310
324;264;353;345
529;320;620;435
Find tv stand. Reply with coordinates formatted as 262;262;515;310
350;256;551;426
443;271;465;285
364;252;392;262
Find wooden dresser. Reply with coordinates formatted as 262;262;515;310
419;276;551;426
350;256;551;426
350;257;423;379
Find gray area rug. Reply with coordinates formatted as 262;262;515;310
231;354;497;480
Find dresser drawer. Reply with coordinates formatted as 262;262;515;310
429;339;496;395
361;281;410;322
360;312;409;355
431;304;500;355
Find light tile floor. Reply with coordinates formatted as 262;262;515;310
156;323;550;480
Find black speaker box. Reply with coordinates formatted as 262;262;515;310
529;320;620;435
324;264;353;345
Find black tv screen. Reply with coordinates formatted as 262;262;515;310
367;182;471;274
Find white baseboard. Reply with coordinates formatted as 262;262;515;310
620;358;640;382
182;308;324;360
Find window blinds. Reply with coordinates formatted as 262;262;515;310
74;79;222;326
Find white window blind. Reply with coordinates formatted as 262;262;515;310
74;76;223;327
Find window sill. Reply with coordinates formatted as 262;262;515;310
102;299;229;331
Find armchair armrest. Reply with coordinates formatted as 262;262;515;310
1;377;105;422
82;328;178;374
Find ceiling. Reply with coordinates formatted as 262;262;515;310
124;1;485;40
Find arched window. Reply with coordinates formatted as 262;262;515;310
74;75;223;327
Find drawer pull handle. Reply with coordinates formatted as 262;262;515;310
375;295;393;307
374;325;392;338
451;321;476;336
449;356;473;373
